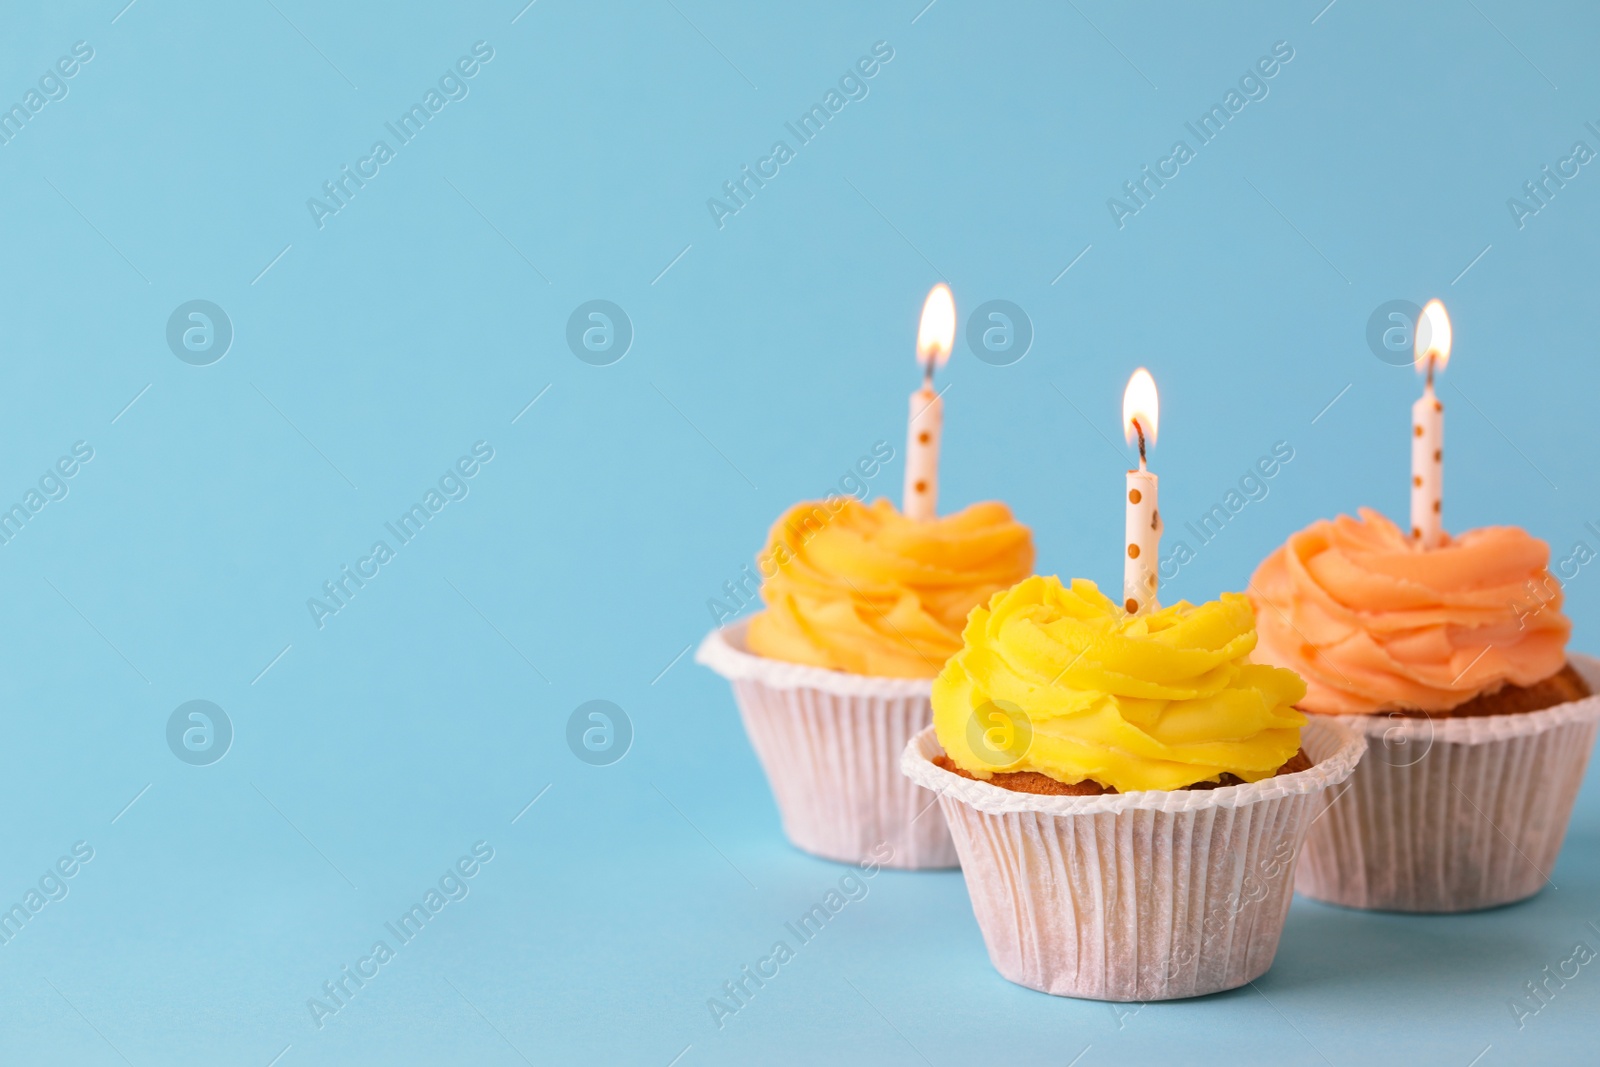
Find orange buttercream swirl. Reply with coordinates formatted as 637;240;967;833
746;497;1035;678
1248;508;1570;715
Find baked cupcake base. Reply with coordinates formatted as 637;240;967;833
930;749;1313;796
697;620;957;869
902;720;1365;1000
1389;662;1589;718
1296;655;1600;913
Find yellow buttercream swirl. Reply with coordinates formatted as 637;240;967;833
932;576;1307;792
746;497;1035;678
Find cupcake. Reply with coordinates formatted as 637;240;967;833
901;575;1364;999
697;495;1033;868
1249;508;1600;912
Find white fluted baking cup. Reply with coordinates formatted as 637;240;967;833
696;621;955;869
900;720;1365;1000
1295;653;1600;913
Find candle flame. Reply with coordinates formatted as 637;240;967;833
1122;367;1159;449
916;283;956;369
1414;299;1452;375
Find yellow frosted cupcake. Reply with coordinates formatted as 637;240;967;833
932;576;1306;792
749;497;1034;677
698;495;1034;868
902;574;1364;1000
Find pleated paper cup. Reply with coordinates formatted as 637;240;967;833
900;720;1365;1001
1295;653;1600;914
696;620;957;869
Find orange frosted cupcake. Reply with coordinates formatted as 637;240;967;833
1249;509;1599;911
698;495;1033;868
1251;508;1580;716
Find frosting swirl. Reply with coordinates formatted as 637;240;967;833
746;497;1034;678
931;576;1306;792
1248;508;1570;715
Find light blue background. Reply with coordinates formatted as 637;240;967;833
2;1;1597;1064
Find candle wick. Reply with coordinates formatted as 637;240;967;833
1134;419;1147;467
1426;353;1435;389
922;359;935;389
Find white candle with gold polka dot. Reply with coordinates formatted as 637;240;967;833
905;284;955;521
905;386;943;520
1125;465;1160;615
1411;299;1451;549
1122;368;1161;615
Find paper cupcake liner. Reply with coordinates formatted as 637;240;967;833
696;621;956;869
901;720;1365;1001
1294;653;1600;913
